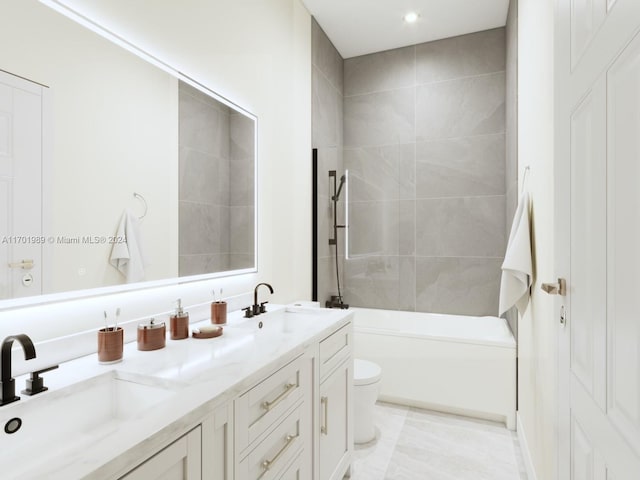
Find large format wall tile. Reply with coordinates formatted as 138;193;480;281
317;255;345;306
229;205;254;255
179;254;229;276
416;196;505;257
179;89;230;159
335;26;507;317
344;144;415;201
348;200;414;256
344;255;415;311
415;257;502;316
313;65;341;148
179;203;225;255
416;72;505;140
416;134;505;198
344;88;415;147
344;46;415;96
312;18;343;95
416;28;506;84
179;146;228;206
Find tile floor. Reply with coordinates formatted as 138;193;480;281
347;402;528;480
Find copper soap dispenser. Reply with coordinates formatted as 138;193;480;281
170;298;189;340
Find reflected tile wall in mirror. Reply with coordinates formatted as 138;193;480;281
178;81;254;275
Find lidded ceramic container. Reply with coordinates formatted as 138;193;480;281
137;318;166;351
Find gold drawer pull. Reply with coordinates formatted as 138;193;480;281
321;396;328;435
260;434;298;477
262;383;296;412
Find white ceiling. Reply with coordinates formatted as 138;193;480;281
301;0;510;59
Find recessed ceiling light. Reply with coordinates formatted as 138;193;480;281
403;12;419;23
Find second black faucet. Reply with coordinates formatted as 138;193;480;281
243;283;274;318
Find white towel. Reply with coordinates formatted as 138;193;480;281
109;209;147;283
499;191;533;316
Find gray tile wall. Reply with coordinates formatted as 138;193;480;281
505;0;519;334
178;82;255;275
343;28;507;316
312;19;346;305
179;81;232;275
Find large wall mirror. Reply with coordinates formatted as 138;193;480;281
0;0;257;306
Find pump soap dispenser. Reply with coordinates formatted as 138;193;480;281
170;298;189;340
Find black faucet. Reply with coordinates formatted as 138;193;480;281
1;334;36;406
252;282;274;316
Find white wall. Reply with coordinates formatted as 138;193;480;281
517;0;556;478
0;0;179;292
0;0;312;361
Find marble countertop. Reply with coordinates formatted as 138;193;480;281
0;304;353;479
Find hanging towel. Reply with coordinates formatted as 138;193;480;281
499;191;533;316
109;209;147;283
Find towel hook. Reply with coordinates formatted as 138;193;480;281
133;192;148;220
521;165;531;192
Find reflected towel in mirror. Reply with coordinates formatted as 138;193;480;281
499;191;532;316
109;209;147;283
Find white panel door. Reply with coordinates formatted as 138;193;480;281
557;0;640;478
0;70;43;299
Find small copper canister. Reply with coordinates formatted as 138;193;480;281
137;318;166;351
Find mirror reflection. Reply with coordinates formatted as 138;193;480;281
0;0;256;302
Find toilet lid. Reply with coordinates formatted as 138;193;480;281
354;359;382;386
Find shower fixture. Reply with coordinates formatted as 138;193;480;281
327;170;349;309
332;174;346;201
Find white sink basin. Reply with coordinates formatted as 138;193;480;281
0;370;177;456
235;307;337;333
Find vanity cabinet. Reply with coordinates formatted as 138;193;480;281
234;354;313;480
202;403;234;479
120;426;202;480
318;325;353;480
115;317;352;480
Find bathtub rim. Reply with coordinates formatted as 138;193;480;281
351;307;516;349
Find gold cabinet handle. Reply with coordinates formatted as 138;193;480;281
262;383;296;412
260;434;298;477
321;396;328;435
8;259;34;270
541;278;566;296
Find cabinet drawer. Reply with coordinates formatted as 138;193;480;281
236;405;304;480
120;426;201;480
278;451;304;480
235;355;305;454
319;324;351;380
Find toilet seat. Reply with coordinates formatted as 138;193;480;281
354;359;381;386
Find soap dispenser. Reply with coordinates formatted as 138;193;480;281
170;298;189;340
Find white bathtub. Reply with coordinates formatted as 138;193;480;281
353;308;516;430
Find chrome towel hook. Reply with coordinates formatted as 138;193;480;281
133;192;148;220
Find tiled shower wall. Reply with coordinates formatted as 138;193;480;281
178;81;254;275
505;0;519;334
343;29;507;316
312;19;345;304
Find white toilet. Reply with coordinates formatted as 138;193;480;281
353;358;382;444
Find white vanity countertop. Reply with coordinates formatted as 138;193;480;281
0;305;353;479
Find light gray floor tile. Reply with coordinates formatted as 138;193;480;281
346;403;528;480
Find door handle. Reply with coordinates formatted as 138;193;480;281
541;278;566;296
8;259;34;270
